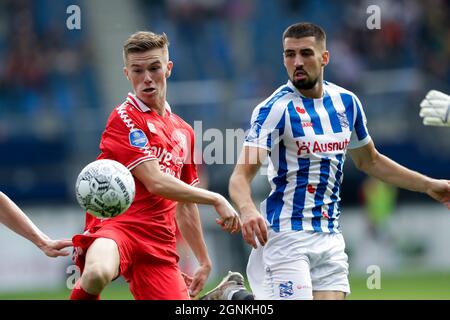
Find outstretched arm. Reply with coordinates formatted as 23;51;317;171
0;192;73;257
176;202;211;298
348;141;450;209
419;90;450;127
132;160;240;233
229;146;269;248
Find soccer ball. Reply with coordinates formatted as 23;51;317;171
75;159;135;218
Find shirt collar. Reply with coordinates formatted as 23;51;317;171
126;93;150;112
286;80;327;98
126;92;172;114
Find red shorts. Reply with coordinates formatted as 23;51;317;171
72;226;190;300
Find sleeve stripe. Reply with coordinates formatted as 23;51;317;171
339;93;354;132
347;135;371;150
127;156;157;171
353;97;369;141
245;87;292;148
189;178;200;186
116;102;156;159
254;87;293;138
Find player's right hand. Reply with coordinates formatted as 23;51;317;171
425;179;450;210
241;210;268;249
419;90;450;127
213;195;241;234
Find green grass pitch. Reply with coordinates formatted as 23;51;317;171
1;272;449;300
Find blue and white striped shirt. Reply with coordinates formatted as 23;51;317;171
244;80;371;233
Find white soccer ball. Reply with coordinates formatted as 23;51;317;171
75;159;135;218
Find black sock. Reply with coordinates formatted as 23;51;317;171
231;290;255;300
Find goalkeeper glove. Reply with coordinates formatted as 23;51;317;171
419;90;450;127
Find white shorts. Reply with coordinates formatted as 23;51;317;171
247;230;350;300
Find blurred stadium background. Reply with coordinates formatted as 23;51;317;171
0;0;449;299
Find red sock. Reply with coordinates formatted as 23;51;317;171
70;280;100;300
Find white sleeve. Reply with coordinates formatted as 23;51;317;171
244;101;287;151
348;95;371;149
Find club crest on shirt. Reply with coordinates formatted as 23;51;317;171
279;281;294;297
129;129;148;148
337;112;349;128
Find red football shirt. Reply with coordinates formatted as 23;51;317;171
82;93;198;263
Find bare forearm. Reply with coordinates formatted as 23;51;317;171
361;154;432;193
0;192;46;247
229;172;259;216
229;162;269;247
149;172;220;205
133;161;240;233
176;203;211;267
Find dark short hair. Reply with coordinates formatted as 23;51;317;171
282;22;326;45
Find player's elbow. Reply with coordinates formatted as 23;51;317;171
354;153;380;174
143;173;165;195
146;182;164;195
352;157;364;171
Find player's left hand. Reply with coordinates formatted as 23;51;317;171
185;264;211;298
419;90;450;126
426;179;450;210
241;210;268;249
38;238;73;258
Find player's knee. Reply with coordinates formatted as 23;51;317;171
81;262;115;289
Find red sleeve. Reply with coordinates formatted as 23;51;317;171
100;104;157;170
179;125;199;186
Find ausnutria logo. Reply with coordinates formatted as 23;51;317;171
296;139;350;155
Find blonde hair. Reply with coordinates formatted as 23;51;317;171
123;31;169;64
